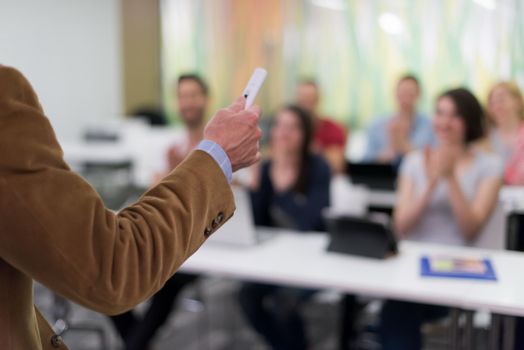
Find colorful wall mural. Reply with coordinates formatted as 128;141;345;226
161;0;524;128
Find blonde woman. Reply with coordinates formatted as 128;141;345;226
487;82;524;162
487;82;524;185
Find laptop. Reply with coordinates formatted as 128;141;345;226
325;214;398;259
207;187;262;247
346;162;398;191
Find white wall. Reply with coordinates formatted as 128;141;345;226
0;0;122;141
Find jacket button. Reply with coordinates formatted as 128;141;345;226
215;212;225;225
204;227;212;237
212;212;225;230
50;334;63;348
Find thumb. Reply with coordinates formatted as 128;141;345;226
227;96;246;113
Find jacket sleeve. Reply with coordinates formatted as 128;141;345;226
0;65;235;315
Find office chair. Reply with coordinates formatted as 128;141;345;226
51;294;110;350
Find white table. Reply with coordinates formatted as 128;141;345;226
61;126;183;188
181;229;524;350
184;231;469;305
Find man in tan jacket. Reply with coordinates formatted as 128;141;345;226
0;65;262;350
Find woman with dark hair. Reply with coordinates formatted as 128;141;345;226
238;105;331;350
380;88;503;350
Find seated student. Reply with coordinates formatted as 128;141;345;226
380;88;503;350
239;105;331;350
364;75;434;163
296;80;348;174
490;83;524;350
110;73;208;350
486;82;524;184
166;74;209;171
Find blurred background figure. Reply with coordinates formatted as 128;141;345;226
364;75;434;164
166;74;209;171
296;80;348;174
239;105;330;350
486;82;524;185
109;73;209;350
382;88;502;350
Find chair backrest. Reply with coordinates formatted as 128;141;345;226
506;210;524;251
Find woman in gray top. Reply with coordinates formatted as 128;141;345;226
380;88;503;350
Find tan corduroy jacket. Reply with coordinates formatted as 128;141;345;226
0;66;236;350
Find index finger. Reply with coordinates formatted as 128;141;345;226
247;105;262;118
226;96;246;113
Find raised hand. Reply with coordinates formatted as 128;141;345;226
204;97;263;172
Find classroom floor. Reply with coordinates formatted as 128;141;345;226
35;278;486;350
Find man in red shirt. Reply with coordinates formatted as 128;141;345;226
296;80;348;174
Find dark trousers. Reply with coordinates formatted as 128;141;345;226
110;273;198;350
338;294;360;350
515;317;524;350
238;282;314;350
379;300;449;350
